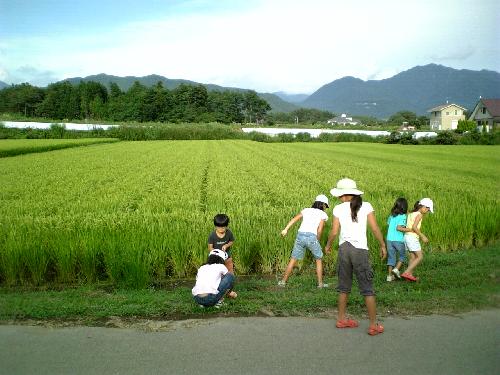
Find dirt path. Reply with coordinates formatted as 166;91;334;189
1;310;499;375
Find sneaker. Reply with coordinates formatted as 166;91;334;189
214;299;224;309
386;275;395;282
317;283;329;288
277;280;286;287
392;268;401;279
198;304;206;308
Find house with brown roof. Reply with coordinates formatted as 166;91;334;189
468;98;500;132
427;103;467;130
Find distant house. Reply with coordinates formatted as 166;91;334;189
399;122;415;131
327;113;359;126
427;103;466;130
468;98;500;132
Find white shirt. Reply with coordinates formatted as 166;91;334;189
298;208;328;234
191;264;228;295
332;201;374;250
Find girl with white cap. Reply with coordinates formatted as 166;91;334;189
192;249;236;308
401;198;434;282
325;178;387;336
279;194;330;288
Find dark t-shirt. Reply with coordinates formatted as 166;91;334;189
208;229;235;257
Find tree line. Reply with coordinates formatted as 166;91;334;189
0;81;272;124
0;81;436;127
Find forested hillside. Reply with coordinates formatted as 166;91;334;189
64;74;297;113
0;81;271;123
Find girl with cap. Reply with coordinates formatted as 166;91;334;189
192;249;236;308
325;178;387;336
401;198;434;282
279;194;330;288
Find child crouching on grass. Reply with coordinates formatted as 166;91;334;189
208;213;237;297
208;214;235;273
192;249;237;308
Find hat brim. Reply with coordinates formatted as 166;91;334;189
210;250;228;261
330;188;364;197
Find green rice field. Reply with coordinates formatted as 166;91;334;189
0;138;119;157
0;140;498;287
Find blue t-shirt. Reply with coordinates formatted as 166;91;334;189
386;214;406;242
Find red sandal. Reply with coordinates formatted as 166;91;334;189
401;273;417;282
336;319;359;328
368;323;384;336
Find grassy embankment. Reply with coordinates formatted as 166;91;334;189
0;244;498;325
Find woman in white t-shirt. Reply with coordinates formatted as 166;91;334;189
325;178;387;336
192;249;236;308
279;194;330;288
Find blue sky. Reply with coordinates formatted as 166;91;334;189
1;0;499;93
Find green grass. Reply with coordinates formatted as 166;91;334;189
1;244;498;325
0;138;120;157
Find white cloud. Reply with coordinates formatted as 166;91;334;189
0;65;59;86
1;0;499;92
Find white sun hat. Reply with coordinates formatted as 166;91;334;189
209;249;228;261
330;178;364;197
315;194;329;207
419;198;434;213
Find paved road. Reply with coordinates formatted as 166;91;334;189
1;310;499;375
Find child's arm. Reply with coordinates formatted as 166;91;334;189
367;212;387;259
324;217;340;254
316;219;326;241
412;213;428;243
208;243;214;252
396;225;412;232
281;213;303;237
221;241;234;252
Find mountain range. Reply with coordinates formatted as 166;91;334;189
1;64;499;118
301;64;500;118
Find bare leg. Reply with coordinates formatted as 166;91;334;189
395;261;403;272
282;258;298;282
338;292;349;321
404;252;416;274
315;259;323;285
365;295;377;326
404;251;423;275
225;258;234;274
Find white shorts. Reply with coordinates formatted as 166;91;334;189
404;235;422;252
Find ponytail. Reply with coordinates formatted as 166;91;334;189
350;195;362;222
412;201;422;212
